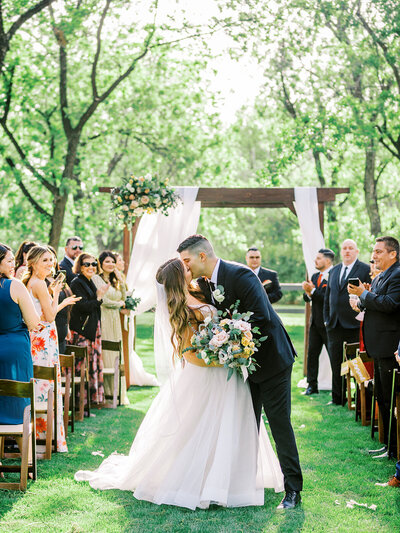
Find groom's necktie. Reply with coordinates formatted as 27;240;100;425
208;280;216;303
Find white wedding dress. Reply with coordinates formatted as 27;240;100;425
75;305;284;510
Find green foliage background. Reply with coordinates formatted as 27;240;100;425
1;0;399;282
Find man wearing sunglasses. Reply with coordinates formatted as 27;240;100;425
60;236;83;284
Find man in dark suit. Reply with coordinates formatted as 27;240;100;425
59;236;83;285
245;247;283;304
348;236;400;458
178;235;302;509
302;248;335;395
323;239;370;405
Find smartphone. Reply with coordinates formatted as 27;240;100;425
54;271;66;284
347;278;360;286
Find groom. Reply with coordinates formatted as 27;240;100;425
178;235;303;509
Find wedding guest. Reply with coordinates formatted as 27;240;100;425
92;251;129;405
69;253;109;405
323;239;370;405
114;252;128;290
46;246;74;354
245;247;282;304
381;350;400;485
59;236;83;285
23;246;78;452
14;240;38;280
348;236;400;458
0;243;40;425
302;248;334;395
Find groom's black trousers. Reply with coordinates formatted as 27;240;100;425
249;364;303;492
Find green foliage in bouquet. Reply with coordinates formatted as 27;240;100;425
183;301;267;381
123;293;141;312
111;174;180;227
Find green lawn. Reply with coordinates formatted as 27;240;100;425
0;312;399;532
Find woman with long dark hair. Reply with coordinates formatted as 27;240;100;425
76;258;283;509
14;240;38;280
0;243;40;424
92;251;129;405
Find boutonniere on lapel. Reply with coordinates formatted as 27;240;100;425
212;285;225;303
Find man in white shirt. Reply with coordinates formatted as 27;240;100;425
323;239;370;404
59;236;83;285
245;247;282;304
302;248;334;395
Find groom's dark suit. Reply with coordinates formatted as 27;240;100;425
198;260;303;492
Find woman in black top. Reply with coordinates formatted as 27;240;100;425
69;253;109;405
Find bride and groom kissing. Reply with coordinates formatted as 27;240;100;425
75;234;303;511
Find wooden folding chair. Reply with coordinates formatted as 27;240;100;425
101;340;123;409
33;364;58;458
0;379;37;491
342;342;360;409
65;345;90;421
60;354;75;435
353;350;373;426
388;369;400;460
370;375;385;442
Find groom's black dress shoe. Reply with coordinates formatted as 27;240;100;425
277;491;301;509
303;386;319;396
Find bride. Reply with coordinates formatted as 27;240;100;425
75;258;284;509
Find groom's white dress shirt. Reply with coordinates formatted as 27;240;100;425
210;259;221;286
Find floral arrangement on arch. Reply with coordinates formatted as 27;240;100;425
111;173;180;227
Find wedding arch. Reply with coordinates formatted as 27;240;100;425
99;186;349;387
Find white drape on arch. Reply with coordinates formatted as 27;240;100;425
294;187;332;391
125;187;200;386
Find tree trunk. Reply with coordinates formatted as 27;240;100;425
49;192;69;248
363;141;381;236
48;135;80;248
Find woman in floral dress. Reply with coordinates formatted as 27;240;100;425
93;251;129;405
24;246;79;452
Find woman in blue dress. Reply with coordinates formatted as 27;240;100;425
0;243;40;424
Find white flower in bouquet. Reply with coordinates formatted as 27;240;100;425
209;329;230;348
122;205;129;211
212;288;225;303
130;200;139;209
233;319;252;332
203;315;212;326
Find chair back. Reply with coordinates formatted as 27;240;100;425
33;365;57;382
343;342;360;361
60;354;75;369
65;345;88;358
101;340;122;353
0;379;35;404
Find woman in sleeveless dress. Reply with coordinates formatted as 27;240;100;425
0;243;40;425
23;246;79;453
75;258;284;509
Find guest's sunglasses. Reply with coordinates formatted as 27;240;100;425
82;261;97;267
71;245;83;250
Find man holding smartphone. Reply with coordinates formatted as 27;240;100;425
323;239;371;405
348;236;400;458
60;236;83;285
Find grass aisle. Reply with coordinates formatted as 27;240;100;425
0;312;399;532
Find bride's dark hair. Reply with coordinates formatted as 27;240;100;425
156;258;205;356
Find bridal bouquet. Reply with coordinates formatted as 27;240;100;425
111;173;180;227
123;291;141;312
184;304;266;381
